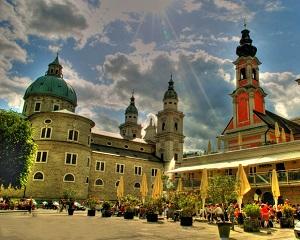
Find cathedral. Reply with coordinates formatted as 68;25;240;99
23;56;184;200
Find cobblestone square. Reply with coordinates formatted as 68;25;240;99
0;210;296;240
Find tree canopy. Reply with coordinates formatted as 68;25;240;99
0;110;36;187
207;175;237;204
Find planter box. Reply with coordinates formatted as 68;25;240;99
280;217;294;228
87;209;96;216
102;210;112;217
68;208;74;216
124;211;134;219
146;213;158;222
244;218;260;232
180;216;193;226
217;222;231;240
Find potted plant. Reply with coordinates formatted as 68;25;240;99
280;204;295;228
101;201;112;217
167;192;181;221
67;198;75;216
208;175;237;239
178;192;197;226
122;194;140;219
85;197;100;216
243;204;260;232
144;198;163;222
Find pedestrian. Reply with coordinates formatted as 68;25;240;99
28;196;33;214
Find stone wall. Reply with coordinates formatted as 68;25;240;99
88;151;163;200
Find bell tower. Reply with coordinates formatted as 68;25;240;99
156;75;184;172
119;92;142;139
231;26;267;129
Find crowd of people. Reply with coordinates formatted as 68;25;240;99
199;200;300;228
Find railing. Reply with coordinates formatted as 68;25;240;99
175;169;300;190
249;169;300;186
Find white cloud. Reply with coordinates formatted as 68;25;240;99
264;1;284;12
260;72;300;119
182;0;203;13
211;0;255;22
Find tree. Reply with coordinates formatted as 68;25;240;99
207;175;237;204
0;110;36;187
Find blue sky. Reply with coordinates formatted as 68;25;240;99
1;0;300;151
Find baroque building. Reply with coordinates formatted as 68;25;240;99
23;55;183;200
171;27;300;204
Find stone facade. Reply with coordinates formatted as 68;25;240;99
23;56;183;200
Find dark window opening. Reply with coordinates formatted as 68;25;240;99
34;102;41;112
240;68;246;80
161;153;164;161
162;122;165;131
53;105;59;111
174;153;178;161
64;174;74;182
252;69;256;80
95;179;104;186
34;172;44;180
174;122;178;131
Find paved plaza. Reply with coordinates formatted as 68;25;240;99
0;210;296;240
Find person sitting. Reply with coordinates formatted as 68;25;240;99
213;204;224;222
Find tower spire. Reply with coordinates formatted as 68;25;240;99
236;25;257;57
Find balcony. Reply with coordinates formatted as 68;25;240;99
175;169;300;190
249;169;300;186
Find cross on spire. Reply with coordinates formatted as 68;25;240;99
243;17;247;29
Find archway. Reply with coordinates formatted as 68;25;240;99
261;191;274;205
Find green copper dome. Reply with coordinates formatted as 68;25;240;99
23;56;77;106
163;75;178;101
24;75;77;106
125;95;138;115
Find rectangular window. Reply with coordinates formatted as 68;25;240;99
116;163;125;174
86;177;89;184
34;102;41;112
151;168;158;177
95;161;105;172
225;168;233;176
174;153;178;161
87;157;90;167
36;151;48;162
68;130;79;141
249;166;257;175
65;153;77;165
53;104;60;111
41;127;52;139
134;166;142;176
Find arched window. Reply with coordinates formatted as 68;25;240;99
134;182;140;188
95;178;104;186
174;122;178;131
252;69;256;80
33;171;44;181
64;173;75;182
162;122;166;131
115;180;120;187
240;68;246;80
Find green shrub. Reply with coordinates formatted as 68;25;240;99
243;204;260;218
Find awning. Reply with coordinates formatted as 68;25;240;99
168;151;300;173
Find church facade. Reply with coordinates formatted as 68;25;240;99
23;56;184;200
170;27;300;204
